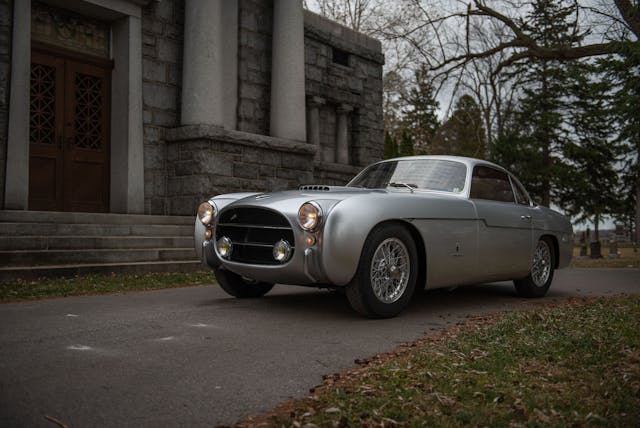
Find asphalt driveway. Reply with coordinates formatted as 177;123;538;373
1;268;638;427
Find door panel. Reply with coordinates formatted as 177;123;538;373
64;60;110;212
474;200;533;279
29;49;110;212
28;52;64;211
470;166;533;279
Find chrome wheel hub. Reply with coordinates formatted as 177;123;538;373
531;240;552;287
370;238;410;304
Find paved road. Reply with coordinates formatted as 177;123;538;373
1;268;638;427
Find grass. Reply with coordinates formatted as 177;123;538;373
0;271;215;302
571;246;640;268
241;295;640;427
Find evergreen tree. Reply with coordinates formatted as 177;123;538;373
562;62;621;242
398;130;415;157
402;65;440;154
496;0;581;207
604;42;640;245
383;130;398;159
431;94;486;158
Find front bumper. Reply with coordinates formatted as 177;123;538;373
201;236;329;286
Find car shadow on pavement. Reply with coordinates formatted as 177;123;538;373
195;281;570;320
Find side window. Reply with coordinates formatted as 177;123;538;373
470;166;515;203
510;176;531;206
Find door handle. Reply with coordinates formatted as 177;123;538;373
521;215;532;221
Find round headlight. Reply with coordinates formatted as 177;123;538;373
273;239;293;263
216;236;233;258
197;201;215;225
298;201;322;231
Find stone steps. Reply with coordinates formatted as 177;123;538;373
0;236;194;251
0;210;202;282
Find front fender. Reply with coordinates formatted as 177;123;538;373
320;192;475;285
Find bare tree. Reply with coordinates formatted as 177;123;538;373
406;0;639;76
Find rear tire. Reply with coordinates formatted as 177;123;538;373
346;224;418;318
213;267;274;298
514;237;555;298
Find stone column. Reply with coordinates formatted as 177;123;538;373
182;0;236;128
335;104;353;165
307;96;325;161
270;0;306;141
4;0;31;210
111;15;144;214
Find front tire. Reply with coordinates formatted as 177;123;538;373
346;224;418;318
213;267;274;298
514;237;555;298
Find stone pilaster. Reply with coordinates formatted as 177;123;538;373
270;0;306;141
181;0;237;129
111;15;144;214
306;96;325;161
4;0;30;210
335;104;353;165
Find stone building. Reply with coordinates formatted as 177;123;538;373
0;0;384;217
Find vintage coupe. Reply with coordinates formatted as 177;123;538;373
195;156;573;317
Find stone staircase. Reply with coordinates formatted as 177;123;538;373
0;210;202;282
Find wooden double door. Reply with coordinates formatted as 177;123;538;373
29;48;111;212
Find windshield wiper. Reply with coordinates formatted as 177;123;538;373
388;182;416;193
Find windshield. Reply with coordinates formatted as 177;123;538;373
348;159;467;193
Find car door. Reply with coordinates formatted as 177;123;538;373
470;165;534;280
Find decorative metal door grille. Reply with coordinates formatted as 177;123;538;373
74;72;103;150
30;63;57;145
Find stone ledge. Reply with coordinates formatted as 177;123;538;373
314;161;362;175
166;124;317;155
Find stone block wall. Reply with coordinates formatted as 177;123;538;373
165;125;315;215
141;0;184;215
303;10;384;185
0;0;11;207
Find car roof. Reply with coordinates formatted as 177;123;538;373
379;155;507;173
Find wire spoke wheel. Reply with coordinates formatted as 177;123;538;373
531;239;552;287
370;238;410;304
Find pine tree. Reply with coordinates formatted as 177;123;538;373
402;65;440;154
496;0;582;207
562;62;621;245
398;130;415;157
605;42;640;245
430;94;486;158
383;130;398;159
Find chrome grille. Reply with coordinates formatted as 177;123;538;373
216;208;295;265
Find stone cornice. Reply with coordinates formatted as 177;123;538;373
303;10;384;64
166;125;317;156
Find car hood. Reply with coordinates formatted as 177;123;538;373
211;185;465;218
220;186;382;211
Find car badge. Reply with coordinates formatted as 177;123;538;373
255;194;271;200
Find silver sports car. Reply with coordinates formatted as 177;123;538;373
195;155;573;318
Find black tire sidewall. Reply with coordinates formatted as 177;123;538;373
213;267;274;298
352;224;419;318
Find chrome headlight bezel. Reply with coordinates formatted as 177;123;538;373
273;239;293;263
298;201;323;232
197;201;215;226
216;236;233;259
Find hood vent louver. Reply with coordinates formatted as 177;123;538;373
299;185;331;191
